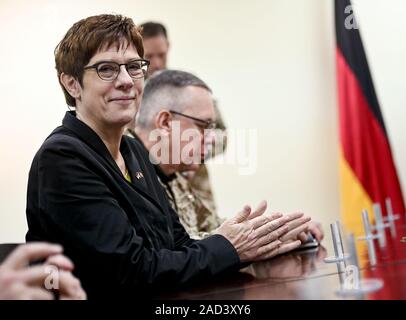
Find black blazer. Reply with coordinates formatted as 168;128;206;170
26;111;240;299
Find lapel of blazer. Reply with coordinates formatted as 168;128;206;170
61;111;167;214
125;131;178;214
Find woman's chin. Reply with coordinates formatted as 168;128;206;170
110;111;137;128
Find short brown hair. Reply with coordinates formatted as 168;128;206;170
55;14;144;107
140;22;168;39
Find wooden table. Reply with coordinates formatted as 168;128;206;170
162;225;406;300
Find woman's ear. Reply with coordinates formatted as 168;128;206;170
60;73;81;101
155;110;172;135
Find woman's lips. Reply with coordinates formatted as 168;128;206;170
109;97;135;105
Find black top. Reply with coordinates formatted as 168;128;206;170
25;111;240;299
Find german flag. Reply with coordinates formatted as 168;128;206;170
335;0;405;236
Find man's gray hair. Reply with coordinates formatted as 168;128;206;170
136;70;212;128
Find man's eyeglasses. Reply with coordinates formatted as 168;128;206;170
169;110;217;130
83;59;150;81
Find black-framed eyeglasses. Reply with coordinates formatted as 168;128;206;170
169;110;217;130
83;59;150;81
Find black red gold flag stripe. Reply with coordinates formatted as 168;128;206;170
335;0;405;236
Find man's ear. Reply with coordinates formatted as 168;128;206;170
154;110;172;134
60;73;81;101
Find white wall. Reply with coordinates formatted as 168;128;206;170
0;0;405;242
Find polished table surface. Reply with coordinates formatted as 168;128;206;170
161;225;406;300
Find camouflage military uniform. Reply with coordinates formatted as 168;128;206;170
158;169;224;240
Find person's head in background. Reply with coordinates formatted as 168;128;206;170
134;70;217;175
140;22;169;77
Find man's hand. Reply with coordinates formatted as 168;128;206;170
57;270;87;300
216;201;311;263
45;253;87;300
308;221;324;242
0;243;86;300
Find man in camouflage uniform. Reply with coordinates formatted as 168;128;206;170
129;70;324;243
127;70;224;239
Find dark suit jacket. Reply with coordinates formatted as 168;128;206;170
25;111;240;299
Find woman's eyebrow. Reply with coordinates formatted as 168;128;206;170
90;56;142;63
